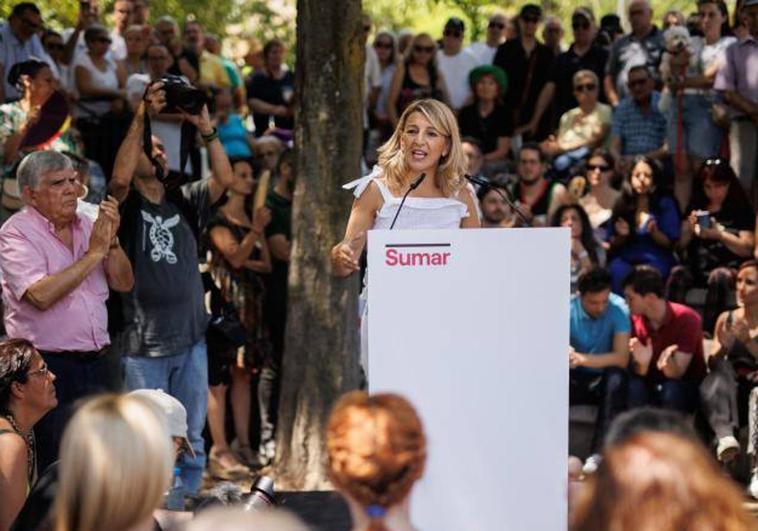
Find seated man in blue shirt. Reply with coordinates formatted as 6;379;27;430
570;268;631;472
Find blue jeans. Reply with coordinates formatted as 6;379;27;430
627;375;699;414
553;146;590;172
666;94;722;160
122;340;208;494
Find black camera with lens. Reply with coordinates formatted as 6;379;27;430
159;74;207;114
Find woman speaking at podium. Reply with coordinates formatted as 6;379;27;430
331;98;479;376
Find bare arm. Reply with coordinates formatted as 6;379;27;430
104;245;134;291
573;331;631;369
267;234;291;262
331;182;382;277
210;209;272;273
459;185;481;228
483;136;512;162
24;220;111;311
522;81;555;133
0;436;28;531
659;347;693;379
181;105;234;204
109;84;166;202
604;73;619;107
725;90;758;120
250;97;287;117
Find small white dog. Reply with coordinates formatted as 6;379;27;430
658;26;694;112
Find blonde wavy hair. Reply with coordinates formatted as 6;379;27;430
54;394;174;531
377;98;467;197
327;391;426;531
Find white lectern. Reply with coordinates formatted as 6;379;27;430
368;228;569;531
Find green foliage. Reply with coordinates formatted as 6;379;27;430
365;0;710;45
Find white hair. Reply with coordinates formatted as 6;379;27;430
17;151;73;191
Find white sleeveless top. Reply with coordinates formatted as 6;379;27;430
343;165;469;230
72;52;120;118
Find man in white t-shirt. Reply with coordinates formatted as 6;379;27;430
109;0;132;61
466;13;508;65
436;17;479;111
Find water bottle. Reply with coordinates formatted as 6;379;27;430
242;475;276;512
164;466;184;511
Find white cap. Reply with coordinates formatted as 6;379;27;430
128;388;195;458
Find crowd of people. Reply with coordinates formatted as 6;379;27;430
0;0;756;529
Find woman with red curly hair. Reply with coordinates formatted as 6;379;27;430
327;391;426;531
571;431;757;531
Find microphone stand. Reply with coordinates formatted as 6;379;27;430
389;173;426;230
464;174;532;228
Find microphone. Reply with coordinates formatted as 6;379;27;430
389;172;426;230
464;174;531;227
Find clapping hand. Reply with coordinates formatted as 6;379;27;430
630;337;654;367
656;343;679;372
569;347;586;369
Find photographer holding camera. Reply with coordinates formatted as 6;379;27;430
107;80;234;496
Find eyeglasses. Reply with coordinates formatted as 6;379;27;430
628;78;649;88
443;29;462;38
488;22;505;29
522;16;541;24
27;362;50;378
374;41;393;49
414;45;436;54
572;20;590;30
587;164;610;171
94;37;112;44
574;83;597;92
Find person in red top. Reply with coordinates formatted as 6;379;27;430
623;265;705;413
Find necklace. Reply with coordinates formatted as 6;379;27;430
5;413;35;482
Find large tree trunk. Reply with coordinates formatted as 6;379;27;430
273;0;364;490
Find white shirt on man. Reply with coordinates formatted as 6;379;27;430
436;47;478;110
466;42;499;65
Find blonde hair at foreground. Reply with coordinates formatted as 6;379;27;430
55;394;174;531
377;98;467;198
571;431;758;531
183;507;309;531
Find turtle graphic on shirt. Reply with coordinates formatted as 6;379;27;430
141;211;181;264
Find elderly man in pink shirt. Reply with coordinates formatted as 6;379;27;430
0;150;133;470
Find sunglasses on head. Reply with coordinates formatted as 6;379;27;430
444;29;462;38
489;21;505;29
414;44;436;53
575;83;597;92
587;163;610;171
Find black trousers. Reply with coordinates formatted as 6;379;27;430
570;367;628;453
34;347;123;472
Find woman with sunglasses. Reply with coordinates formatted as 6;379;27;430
578;148;621;242
664;0;735;211
669;158;754;330
0;339;57;531
72;24;128;177
387;33;449;127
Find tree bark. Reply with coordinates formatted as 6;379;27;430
273;0;364;490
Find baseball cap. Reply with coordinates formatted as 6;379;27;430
519;4;543;19
444;17;465;32
129;389;196;458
